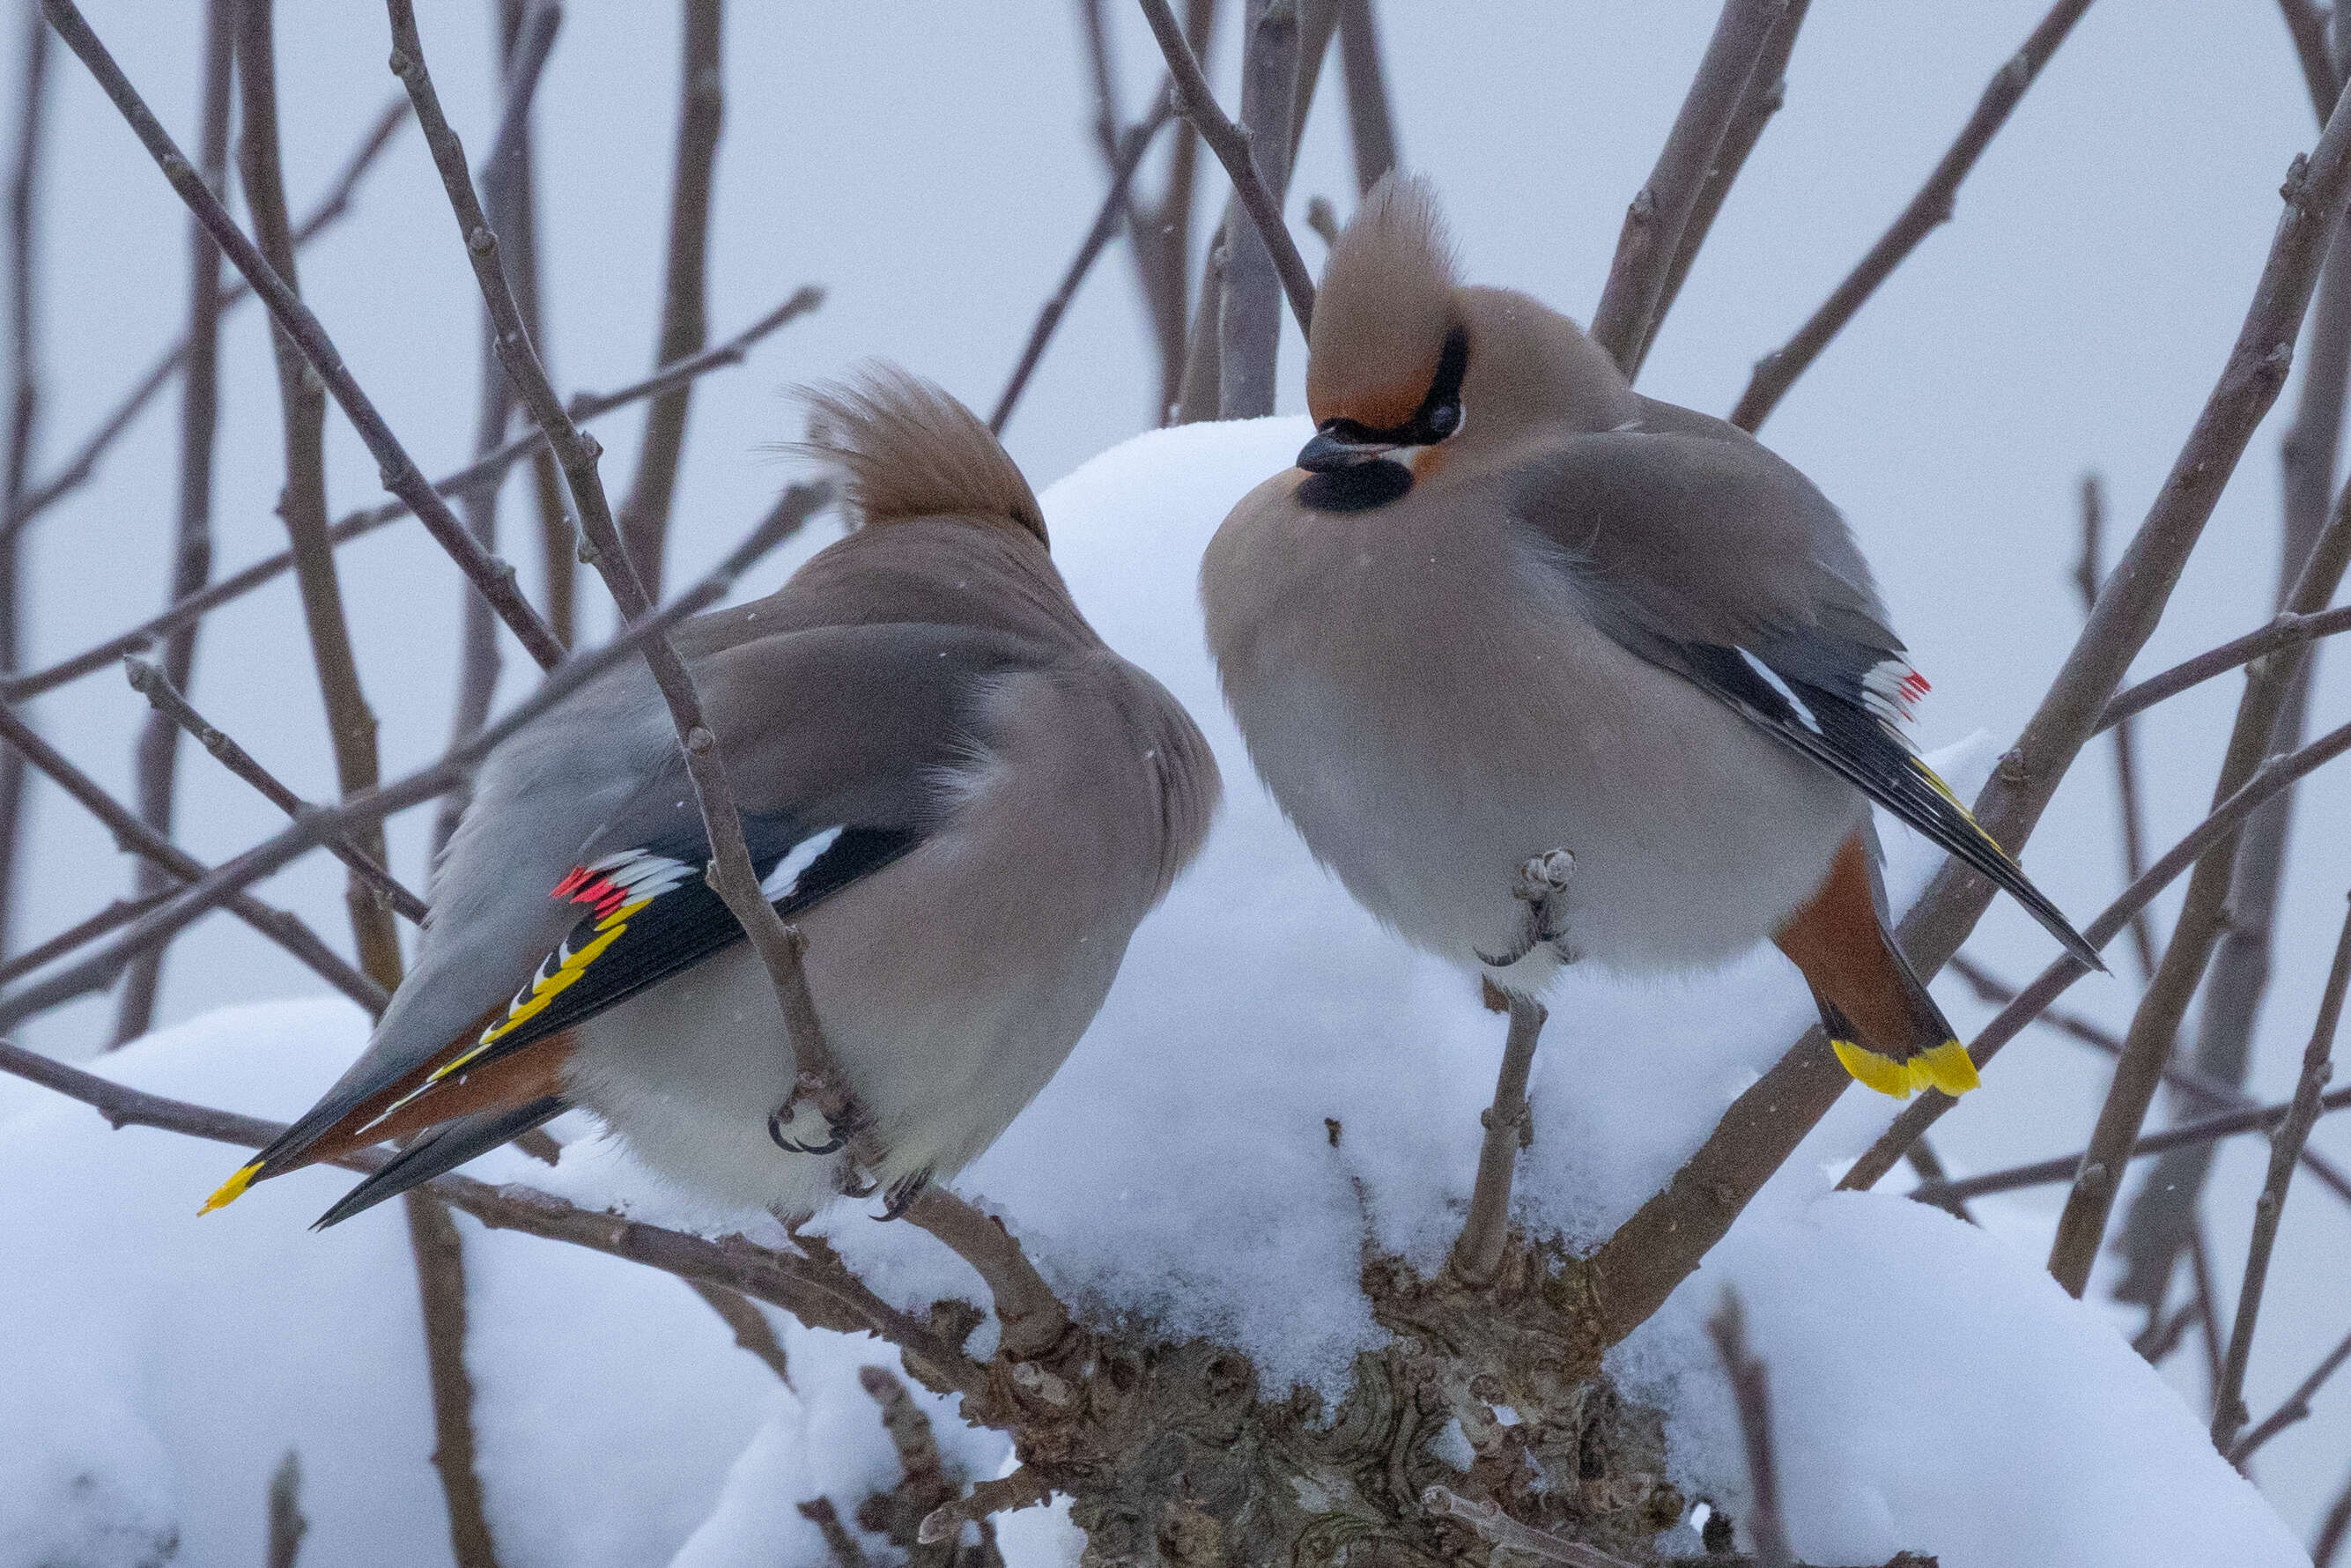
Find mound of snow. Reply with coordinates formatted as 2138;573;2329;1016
0;420;2301;1566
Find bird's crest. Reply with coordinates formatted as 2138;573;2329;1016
1307;173;1462;432
794;366;1048;546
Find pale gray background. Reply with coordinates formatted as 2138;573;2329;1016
5;0;2347;1540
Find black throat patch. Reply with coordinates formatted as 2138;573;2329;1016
1298;460;1416;513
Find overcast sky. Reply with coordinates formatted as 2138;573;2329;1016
7;0;2349;1536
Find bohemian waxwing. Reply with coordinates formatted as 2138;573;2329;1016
1201;175;2098;1099
205;368;1219;1225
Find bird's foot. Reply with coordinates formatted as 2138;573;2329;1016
876;1169;931;1222
1476;849;1578;967
767;1079;859;1157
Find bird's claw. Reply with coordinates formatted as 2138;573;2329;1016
767;1098;854;1157
1479;849;1578;968
876;1170;930;1222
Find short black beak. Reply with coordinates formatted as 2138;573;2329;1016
1297;425;1395;472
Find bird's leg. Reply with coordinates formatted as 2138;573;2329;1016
767;1069;861;1157
1449;987;1549;1287
876;1168;932;1222
1474;848;1578;967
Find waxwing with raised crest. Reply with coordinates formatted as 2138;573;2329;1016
1201;175;2098;1098
204;369;1219;1225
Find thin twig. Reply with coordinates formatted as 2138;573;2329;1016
2074;472;2158;980
2318;1461;2351;1567
1730;0;2097;430
2280;0;2340;122
0;485;827;1032
1217;0;1301;418
403;1192;501;1567
2188;1222;2227;1401
1288;0;1339;161
1842;711;2351;1194
1587;0;1789;375
42;0;567;669
1639;0;1811;379
13;96;411;528
859;1363;949;1512
1904;1083;2351;1207
615;0;721;599
0;705;386;1014
0;887;174;987
992;92;1174;435
1172;218;1229;425
1137;0;1316;335
798;1498;870;1568
0;0;52;964
2231;1320;2351;1464
1946;952;2351;1207
0;286;820;706
238;0;403;994
1705;1291;1793;1568
0;1035;987;1397
115;0;233;1045
1333;0;1397;196
1096;0;1213;423
1420;1486;1638;1568
917;1469;1053;1547
685;1278;794;1385
265;1449;306;1568
2098;603;2351;731
1449;990;1545;1286
122;657;426;923
2209;893;2351;1453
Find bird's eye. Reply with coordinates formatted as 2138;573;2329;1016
1425;400;1461;440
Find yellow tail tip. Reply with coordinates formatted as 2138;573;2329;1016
198;1162;261;1215
1911;1039;1982;1097
1831;1039;1916;1099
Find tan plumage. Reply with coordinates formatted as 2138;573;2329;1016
1202;176;2094;1098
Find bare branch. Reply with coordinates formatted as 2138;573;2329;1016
1705;1291;1793;1568
0;704;387;1014
1640;0;1810;379
1172;218;1229;425
798;1498;870;1568
0;0;53;964
1138;0;1316;335
1588;0;1789;375
1419;1486;1638;1568
1333;0;1397;195
2317;1457;2351;1567
1843;709;2351;1194
41;0;567;669
1449;989;1545;1286
992;92;1174;435
1218;0;1301;418
615;0;722;599
0;485;827;1031
122;656;426;923
1730;0;2096;431
684;1278;795;1385
0;887;173;987
403;1192;502;1568
115;0;233;1045
2209;893;2351;1453
917;1470;1052;1547
2098;603;2351;731
12;96;411;529
0;1034;987;1397
2279;0;2340;122
265;1449;306;1568
2073;473;2158;980
0;286;820;706
2231;1320;2351;1464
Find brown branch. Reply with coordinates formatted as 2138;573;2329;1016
1172;218;1229;425
2280;0;2340;122
122;656;427;923
917;1470;1052;1548
2231;1320;2351;1465
1333;0;1397;195
0;285;820;706
12;95;411;529
2098;603;2351;731
2048;412;2351;1300
1587;0;1789;375
115;0;233;1045
0;1034;988;1397
0;702;387;1014
798;1497;871;1568
1639;0;1810;380
992;92;1174;435
1729;0;2096;430
1095;0;1214;424
2318;1459;2351;1567
2208;893;2351;1453
1217;0;1301;418
1419;1486;1638;1568
42;0;568;670
0;0;52;965
1448;989;1545;1286
1905;1083;2351;1207
0;485;827;1032
615;0;721;599
236;0;403;995
1946;952;2351;1207
2187;1223;2226;1400
404;1192;502;1567
1138;0;1316;336
1705;1291;1793;1568
859;1364;950;1510
2073;472;2158;980
0;887;174;987
1843;709;2351;1194
684;1278;795;1385
266;1449;306;1568
1288;0;1339;160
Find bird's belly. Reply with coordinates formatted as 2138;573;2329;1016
1234;621;1862;978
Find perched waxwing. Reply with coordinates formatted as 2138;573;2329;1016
1201;176;2099;1099
206;368;1219;1225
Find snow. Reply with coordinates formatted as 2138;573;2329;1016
0;420;2306;1565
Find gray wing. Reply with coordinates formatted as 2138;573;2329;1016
1510;428;2101;970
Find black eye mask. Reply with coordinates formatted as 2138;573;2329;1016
1297;326;1468;514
